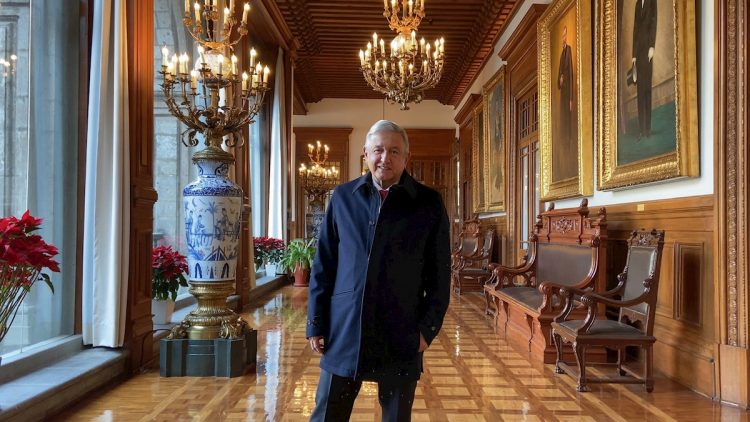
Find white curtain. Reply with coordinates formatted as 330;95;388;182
81;0;130;347
268;48;287;240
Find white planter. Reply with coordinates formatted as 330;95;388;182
152;299;176;325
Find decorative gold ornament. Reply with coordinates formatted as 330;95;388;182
360;0;445;110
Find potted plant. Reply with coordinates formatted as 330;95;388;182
0;211;59;365
279;238;316;287
252;236;286;275
151;245;188;325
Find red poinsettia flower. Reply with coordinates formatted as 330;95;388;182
151;245;189;301
0;211;59;343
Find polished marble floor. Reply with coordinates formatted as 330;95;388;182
60;286;748;421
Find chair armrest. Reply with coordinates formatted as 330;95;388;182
538;281;594;314
484;261;534;290
554;286;593;323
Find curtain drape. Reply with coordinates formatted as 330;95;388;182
268;48;287;240
81;0;130;347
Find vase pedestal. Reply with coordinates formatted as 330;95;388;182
159;328;257;377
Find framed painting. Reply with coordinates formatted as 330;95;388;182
483;67;506;211
472;104;486;213
538;0;593;201
597;0;699;189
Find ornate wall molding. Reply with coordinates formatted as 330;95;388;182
718;0;748;348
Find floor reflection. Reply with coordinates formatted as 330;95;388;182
58;286;748;421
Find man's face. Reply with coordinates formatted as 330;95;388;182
364;130;410;188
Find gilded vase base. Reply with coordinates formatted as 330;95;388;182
167;280;249;340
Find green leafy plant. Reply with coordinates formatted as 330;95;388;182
152;245;189;301
279;238;316;272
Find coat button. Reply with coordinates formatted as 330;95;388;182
431;326;436;331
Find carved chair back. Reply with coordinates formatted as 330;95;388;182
527;199;607;290
453;216;482;259
618;229;666;335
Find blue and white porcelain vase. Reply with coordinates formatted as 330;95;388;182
183;156;242;283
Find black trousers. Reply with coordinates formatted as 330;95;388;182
310;369;418;422
636;59;653;136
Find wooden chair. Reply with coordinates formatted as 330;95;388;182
551;229;666;392
452;227;495;295
451;216;482;273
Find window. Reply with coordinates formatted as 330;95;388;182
153;0;201;298
515;90;540;257
0;0;80;356
250;105;269;237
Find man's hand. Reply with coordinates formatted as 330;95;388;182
418;333;429;353
648;47;654;62
309;336;325;354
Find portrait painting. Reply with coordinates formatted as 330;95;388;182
483;67;506;211
472;105;486;213
539;0;593;200
598;0;699;189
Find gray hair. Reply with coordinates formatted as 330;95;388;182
365;120;410;152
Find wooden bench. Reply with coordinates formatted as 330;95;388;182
484;200;607;363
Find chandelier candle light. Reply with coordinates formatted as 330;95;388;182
159;0;269;344
360;0;445;110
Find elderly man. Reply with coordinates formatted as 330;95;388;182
307;120;451;421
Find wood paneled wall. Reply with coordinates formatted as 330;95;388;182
126;0;157;371
605;196;716;397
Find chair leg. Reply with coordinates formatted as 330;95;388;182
645;344;654;393
553;331;564;374
573;341;589;392
616;347;625;376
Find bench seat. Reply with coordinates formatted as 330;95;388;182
484;200;607;364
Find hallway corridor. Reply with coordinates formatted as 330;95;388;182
60;286;747;421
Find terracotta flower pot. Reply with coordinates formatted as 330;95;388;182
293;263;310;287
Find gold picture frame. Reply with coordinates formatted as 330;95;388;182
483;67;506;211
538;0;593;201
597;0;699;189
472;104;486;213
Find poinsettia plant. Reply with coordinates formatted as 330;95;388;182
252;236;286;268
151;245;189;301
0;211;59;343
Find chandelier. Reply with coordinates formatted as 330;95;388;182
359;0;445;110
159;0;270;163
298;141;340;200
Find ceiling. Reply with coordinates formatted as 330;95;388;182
275;0;520;109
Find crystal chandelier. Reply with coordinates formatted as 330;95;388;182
298;141;340;200
359;0;445;110
159;0;270;164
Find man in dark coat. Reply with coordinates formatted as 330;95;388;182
632;0;657;138
554;25;576;182
307;120;451;421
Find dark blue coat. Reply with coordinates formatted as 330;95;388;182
306;171;451;380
